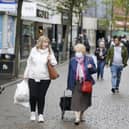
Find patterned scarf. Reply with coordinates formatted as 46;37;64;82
76;57;85;82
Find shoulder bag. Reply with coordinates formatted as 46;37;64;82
81;81;92;93
47;47;59;80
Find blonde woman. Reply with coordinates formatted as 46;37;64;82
67;43;96;125
24;36;57;122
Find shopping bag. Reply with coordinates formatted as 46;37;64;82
14;80;29;108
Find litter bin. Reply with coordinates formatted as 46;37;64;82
0;54;15;78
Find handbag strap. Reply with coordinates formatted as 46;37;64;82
48;46;52;55
47;46;52;64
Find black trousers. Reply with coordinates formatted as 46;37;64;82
28;79;51;114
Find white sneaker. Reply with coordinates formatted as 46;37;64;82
38;114;44;123
30;112;36;121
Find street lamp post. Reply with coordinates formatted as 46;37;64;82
69;2;73;59
15;0;23;77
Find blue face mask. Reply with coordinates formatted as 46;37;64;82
75;52;83;58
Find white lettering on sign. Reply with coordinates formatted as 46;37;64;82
2;64;8;70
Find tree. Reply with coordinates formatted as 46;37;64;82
56;0;88;58
102;0;129;32
114;0;129;31
40;0;88;59
101;0;113;36
74;0;89;36
15;0;23;77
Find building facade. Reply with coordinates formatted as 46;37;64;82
0;0;67;77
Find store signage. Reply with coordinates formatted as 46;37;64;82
0;0;17;12
36;9;49;19
22;2;36;17
0;0;15;3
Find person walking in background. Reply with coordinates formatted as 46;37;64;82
106;36;128;94
24;36;57;122
78;29;90;51
121;35;129;57
38;27;44;37
67;44;96;125
86;46;97;68
95;41;107;80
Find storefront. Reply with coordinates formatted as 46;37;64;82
0;8;16;77
19;1;62;74
0;15;2;49
20;21;35;59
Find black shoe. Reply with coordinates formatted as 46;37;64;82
74;121;80;125
111;88;115;94
74;119;80;125
115;88;119;93
101;78;104;80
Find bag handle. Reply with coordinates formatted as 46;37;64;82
47;46;52;64
63;90;71;97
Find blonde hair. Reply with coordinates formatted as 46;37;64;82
74;43;86;54
36;36;50;49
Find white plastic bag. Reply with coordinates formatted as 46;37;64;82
14;80;29;108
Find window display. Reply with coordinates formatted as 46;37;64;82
20;22;35;59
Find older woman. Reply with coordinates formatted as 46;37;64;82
24;36;57;122
67;43;96;125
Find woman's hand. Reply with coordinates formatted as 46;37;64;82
47;55;51;61
88;64;92;68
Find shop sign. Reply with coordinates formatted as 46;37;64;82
62;12;69;25
0;0;17;12
22;2;36;17
36;9;49;19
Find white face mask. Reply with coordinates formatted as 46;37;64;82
75;52;83;58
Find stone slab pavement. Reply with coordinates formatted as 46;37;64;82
0;61;129;129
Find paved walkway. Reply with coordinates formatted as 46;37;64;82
0;61;129;129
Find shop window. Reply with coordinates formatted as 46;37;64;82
20;22;35;59
0;15;2;49
7;16;15;49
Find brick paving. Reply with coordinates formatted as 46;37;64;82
0;61;129;129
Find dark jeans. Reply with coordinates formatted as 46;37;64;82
28;79;51;114
97;60;105;79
